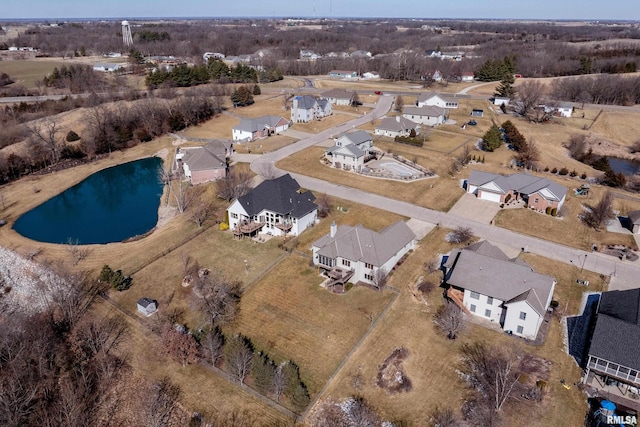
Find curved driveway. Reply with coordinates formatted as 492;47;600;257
257;94;636;290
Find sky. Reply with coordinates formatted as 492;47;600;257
2;0;639;21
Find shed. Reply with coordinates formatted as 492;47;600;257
137;298;158;316
471;109;484;117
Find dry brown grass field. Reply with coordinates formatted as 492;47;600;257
0;59;66;88
316;226;593;427
589;111;640;147
277;145;464;212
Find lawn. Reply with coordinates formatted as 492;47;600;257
292;113;355;134
313;226;592;427
0;59;66;88
229;254;396;398
277;145;464;212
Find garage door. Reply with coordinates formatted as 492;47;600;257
479;190;502;203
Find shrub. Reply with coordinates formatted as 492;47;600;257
60;144;86;159
219;222;229;231
570;170;577;177
544;166;550;172
99;264;132;291
551;208;557;216
581;172;587;179
558;167;569;175
551;167;558;174
550;300;559;308
65;130;80;142
545;207;552;215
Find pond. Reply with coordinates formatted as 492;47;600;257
608;157;640;176
13;157;164;244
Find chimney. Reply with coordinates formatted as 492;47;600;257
396;116;400;122
330;221;337;238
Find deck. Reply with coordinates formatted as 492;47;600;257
232;221;265;237
584;371;640;412
446;288;471;314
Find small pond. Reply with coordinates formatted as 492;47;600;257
13;157;164;244
607;157;640;176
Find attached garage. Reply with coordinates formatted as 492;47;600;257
478;190;502;203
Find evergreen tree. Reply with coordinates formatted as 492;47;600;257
231;85;254;107
481;124;503;152
252;84;261;95
252;352;276;394
501;120;526;151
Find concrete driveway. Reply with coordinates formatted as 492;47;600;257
448;193;501;224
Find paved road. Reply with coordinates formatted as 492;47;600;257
247;93;639;291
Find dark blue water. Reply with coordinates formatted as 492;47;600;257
13;157;164;244
608;157;640;176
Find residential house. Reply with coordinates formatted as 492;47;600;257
362;71;380;79
92;63;126;72
466;170;567;211
137;298;158;316
417;91;459;109
628;211;640;233
461;72;475;82
431;70;444;82
312;221;416;287
328;70;358;79
494;96;511;106
324;130;374;172
291;95;332;123
227;174;318;238
350;50;372;59
443;241;556;340
322;88;354;106
375;116;420;138
300;49;321;60
583;289;640;410
177;140;232;185
203;52;225;61
557;102;574;118
402;106;446;126
232;116;290;142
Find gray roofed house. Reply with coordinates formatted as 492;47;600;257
324;130;374;172
444;240;556;340
583;289;640;409
291;95;332;123
402;105;447;126
137;298;158;316
466;170;567;211
628;210;640;233
322;88;354;106
416;91;459;109
232;115;290;142
375;116;420;138
227;174;318;238
312;221;416;288
179;140;231;184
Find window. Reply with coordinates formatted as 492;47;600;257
534;198;539;203
365;263;373;270
516;325;524;334
485;309;492;318
470;291;480;300
470;304;476;313
364;273;373;281
231;213;238;219
519;311;527;320
342;259;351;267
487;296;493;305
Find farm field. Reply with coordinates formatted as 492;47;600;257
0;59;66;88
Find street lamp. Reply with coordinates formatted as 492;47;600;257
570;254;587;273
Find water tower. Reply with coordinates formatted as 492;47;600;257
122;20;133;47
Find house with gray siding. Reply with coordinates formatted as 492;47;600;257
375;116;420;138
417;91;459;109
324;130;373;172
443;241;556;340
232;116;290;142
321;88;354;106
291;95;332;123
402;106;446;126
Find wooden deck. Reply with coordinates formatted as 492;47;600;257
232;221;265;237
446;288;471;314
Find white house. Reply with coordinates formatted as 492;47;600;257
227;174;318;238
417;91;459;109
402;106;446;126
362;71;380;79
291;95;332;123
461;72;474;82
328;70;358;79
312;221;416;288
494;96;510;106
444;241;556;340
321;88;354;106
466;170;567;211
375;116;420;138
324;130;373;172
92;63;126;72
557;102;573;118
203;52;225;61
137;298;158;316
232;116;290;142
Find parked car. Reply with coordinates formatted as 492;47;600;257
467;120;478;126
374;90;382;95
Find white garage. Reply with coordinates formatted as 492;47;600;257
478;190;502;203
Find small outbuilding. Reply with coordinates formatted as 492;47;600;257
137;298;158;316
471;109;484;117
628;210;640;233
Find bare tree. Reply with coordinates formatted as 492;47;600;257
316;193;332;218
215;168;253;201
580;190;615;231
395;94;404;112
203;326;225;367
144;377;182;427
161;323;199;367
445;226;474;244
225;334;254;385
66;238;91;266
429;405;461;427
459;342;522;412
514;80;546;119
371;268;388;290
272;362;286;402
171;167;195;213
514;139;540;170
27;118;62;164
433;300;465;339
254;161;280;180
193;274;243;327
